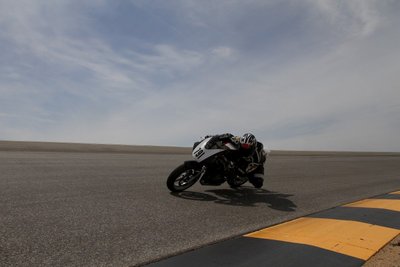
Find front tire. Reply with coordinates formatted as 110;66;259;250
167;164;201;192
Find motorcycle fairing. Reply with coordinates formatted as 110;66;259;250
192;137;224;162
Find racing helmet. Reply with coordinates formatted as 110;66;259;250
239;133;257;154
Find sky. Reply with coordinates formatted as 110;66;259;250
0;0;399;151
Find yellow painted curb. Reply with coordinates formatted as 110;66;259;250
245;217;400;260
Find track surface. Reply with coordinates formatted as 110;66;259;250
1;151;400;266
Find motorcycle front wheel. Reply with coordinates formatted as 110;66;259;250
166;164;202;192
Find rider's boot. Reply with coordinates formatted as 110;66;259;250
249;173;264;188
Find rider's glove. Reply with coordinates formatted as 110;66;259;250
231;136;240;145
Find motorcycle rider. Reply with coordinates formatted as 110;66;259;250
205;133;267;188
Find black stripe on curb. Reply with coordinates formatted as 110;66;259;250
308;206;400;230
147;237;364;267
371;194;400;200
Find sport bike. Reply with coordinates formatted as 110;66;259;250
166;136;261;192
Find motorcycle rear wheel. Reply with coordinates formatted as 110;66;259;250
167;164;201;192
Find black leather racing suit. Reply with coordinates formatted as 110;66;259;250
207;133;266;188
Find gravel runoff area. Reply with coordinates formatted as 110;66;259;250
1;140;400;266
363;234;400;267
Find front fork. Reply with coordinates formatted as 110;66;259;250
198;166;207;179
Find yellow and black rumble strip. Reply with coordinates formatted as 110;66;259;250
149;191;400;267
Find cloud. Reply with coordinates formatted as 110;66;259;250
309;0;381;36
0;0;399;151
211;46;236;60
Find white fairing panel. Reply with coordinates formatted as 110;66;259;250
192;137;224;162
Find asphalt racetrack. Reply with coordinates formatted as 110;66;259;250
1;143;400;266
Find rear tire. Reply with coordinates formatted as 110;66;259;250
167;164;201;192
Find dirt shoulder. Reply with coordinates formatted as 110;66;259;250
363;234;400;267
0;140;191;154
1;140;399;156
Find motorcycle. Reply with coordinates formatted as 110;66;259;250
166;136;261;192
